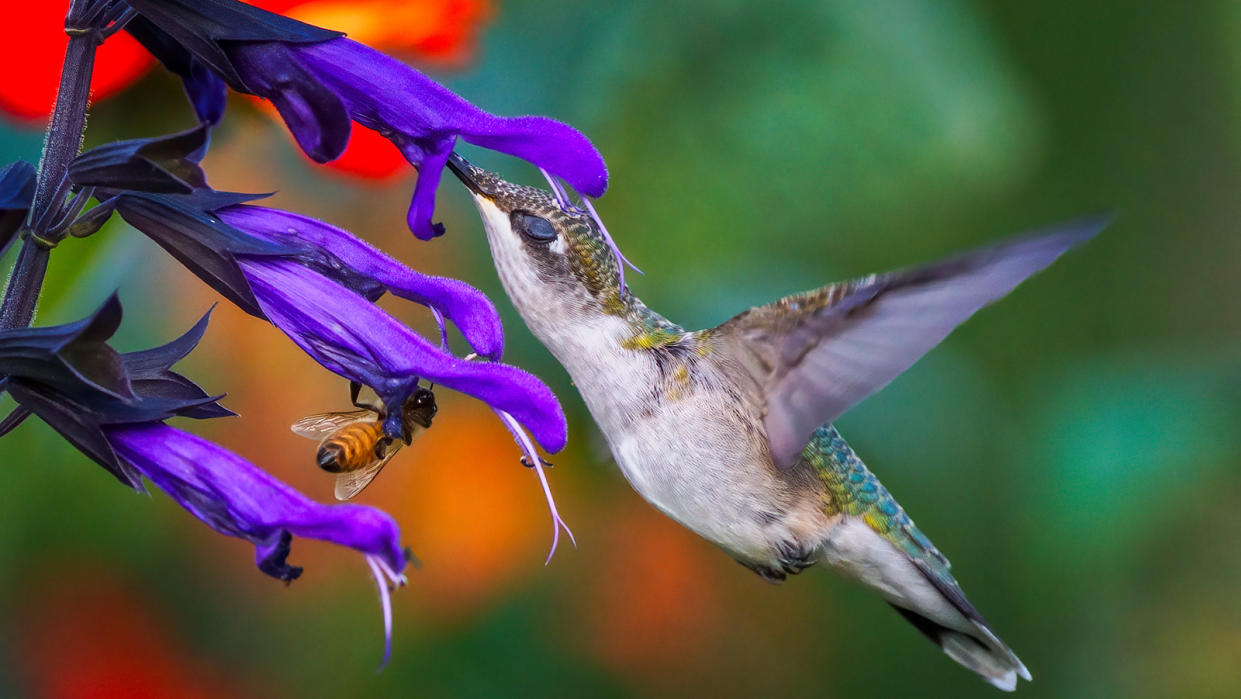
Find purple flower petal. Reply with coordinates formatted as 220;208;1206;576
124;15;228;126
400;138;452;241
459;115;607;196
105;422;407;577
229;42;351;162
217;205;503;358
0;160;36;258
239;258;567;452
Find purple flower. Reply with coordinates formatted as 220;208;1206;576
1;299;409;663
235;253;566;452
105;422;408;665
123;0;608;240
113;193;567;454
106;422;406;579
218;204;568;454
270;38;608;240
226;36;608;240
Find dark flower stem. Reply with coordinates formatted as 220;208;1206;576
0;243;51;330
0;2;102;330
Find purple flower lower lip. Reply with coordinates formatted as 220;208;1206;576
106;422;408;665
105;422;408;577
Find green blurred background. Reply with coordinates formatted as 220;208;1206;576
2;0;1240;697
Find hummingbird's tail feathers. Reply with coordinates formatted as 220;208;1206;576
891;604;1030;692
897;543;1030;690
821;517;1031;690
712;215;1109;467
812;423;1033;689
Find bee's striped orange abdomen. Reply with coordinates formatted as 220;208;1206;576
317;420;385;473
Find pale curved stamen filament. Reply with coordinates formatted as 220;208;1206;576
429;306;449;352
365;554;395;671
375;553;408;587
539;167;579;213
537;169;640;294
581;196;642;287
493;408;575;564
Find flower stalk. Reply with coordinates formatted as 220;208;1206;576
0;0;104;330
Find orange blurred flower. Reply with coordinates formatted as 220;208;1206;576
581;503;724;673
267;0;489;67
385;398;547;621
0;0;491;177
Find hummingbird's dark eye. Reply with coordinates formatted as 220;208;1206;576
511;211;557;244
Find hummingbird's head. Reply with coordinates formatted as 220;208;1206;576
447;154;627;331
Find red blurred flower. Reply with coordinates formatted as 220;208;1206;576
0;3;152;121
257;0;492;179
17;569;259;699
0;0;491;178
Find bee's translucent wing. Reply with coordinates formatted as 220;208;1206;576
334;442;403;501
290;410;373;441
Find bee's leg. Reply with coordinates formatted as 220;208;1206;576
373;436;392;460
349;381;382;412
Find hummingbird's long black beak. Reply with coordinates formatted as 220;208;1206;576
446;152;486;197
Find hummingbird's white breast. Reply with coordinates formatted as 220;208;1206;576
472;194;831;572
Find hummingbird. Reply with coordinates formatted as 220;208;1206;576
447;153;1104;691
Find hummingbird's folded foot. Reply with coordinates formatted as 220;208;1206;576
738;539;818;584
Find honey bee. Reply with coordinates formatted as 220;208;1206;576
291;384;437;501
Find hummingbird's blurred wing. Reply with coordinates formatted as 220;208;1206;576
711;216;1108;468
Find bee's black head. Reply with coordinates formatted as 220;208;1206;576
405;386;437;428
